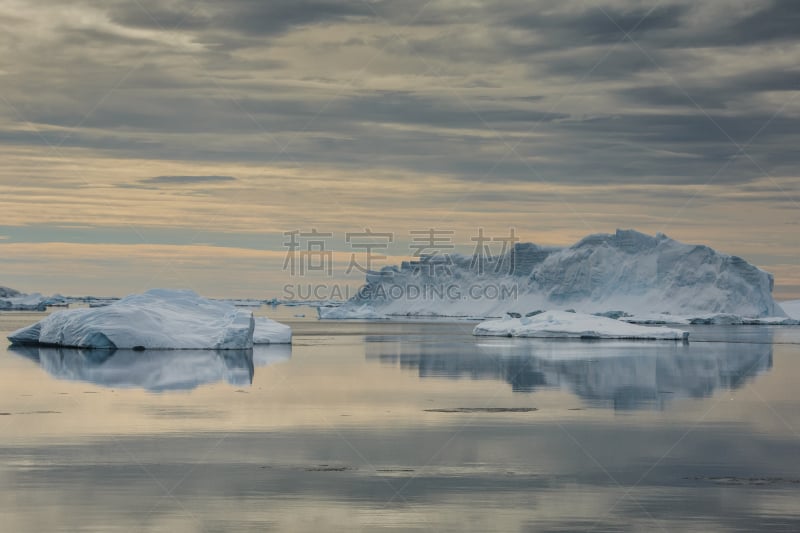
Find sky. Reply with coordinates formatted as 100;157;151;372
0;0;798;299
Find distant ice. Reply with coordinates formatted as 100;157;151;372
0;292;47;311
0;286;21;298
214;298;264;308
622;312;799;326
474;310;689;340
317;304;388;320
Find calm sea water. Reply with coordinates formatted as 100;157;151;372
1;308;799;532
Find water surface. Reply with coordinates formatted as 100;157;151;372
1;309;799;532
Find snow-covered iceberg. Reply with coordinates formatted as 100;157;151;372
7;289;255;350
335;229;784;319
474;310;688;340
254;316;292;344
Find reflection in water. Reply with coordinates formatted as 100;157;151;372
1;318;798;532
366;333;773;409
253;343;291;368
9;344;291;391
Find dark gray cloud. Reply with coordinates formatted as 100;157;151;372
621;68;800;110
501;1;800;50
695;0;800;47
507;4;688;47
1;0;798;189
107;0;377;36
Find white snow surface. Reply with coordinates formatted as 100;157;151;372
335;230;784;319
317;304;388;319
779;300;800;320
7;289;256;349
253;316;292;344
473;311;689;340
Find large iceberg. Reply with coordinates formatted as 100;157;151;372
474;311;688;340
8;289;256;350
335;229;784;319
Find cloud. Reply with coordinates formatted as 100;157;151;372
106;0;377;36
690;0;800;47
506;3;689;48
140;175;237;185
0;0;798;295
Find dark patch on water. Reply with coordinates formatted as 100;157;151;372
305;465;353;472
424;407;537;413
1;410;61;415
686;476;800;486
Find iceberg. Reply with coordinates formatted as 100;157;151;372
473;310;689;340
7;289;255;350
253;316;292;344
335;229;784;319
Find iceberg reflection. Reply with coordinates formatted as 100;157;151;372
10;345;291;392
366;333;773;410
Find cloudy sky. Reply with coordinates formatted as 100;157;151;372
0;0;798;298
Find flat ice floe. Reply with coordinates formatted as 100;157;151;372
254;316;292;344
7;289;257;350
473;311;689;340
